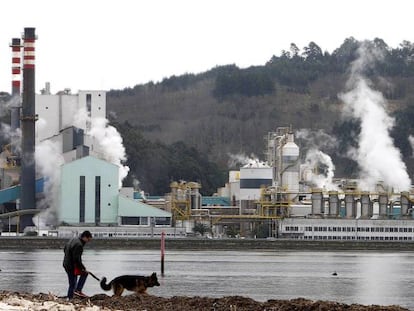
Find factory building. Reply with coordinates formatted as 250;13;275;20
0;27;173;236
3;27;414;240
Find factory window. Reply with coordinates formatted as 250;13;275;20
140;217;149;225
240;179;272;189
79;176;85;223
86;94;92;116
155;217;170;226
95;176;101;224
121;217;139;225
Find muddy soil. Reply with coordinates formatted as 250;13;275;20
0;291;410;311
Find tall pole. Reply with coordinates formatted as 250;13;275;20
20;27;37;232
161;231;165;276
10;38;22;134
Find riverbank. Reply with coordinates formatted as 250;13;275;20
1;236;414;251
0;291;409;311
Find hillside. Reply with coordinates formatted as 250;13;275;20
106;38;414;194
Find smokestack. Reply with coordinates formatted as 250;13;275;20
10;38;22;155
20;27;37;231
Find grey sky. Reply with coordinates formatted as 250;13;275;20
1;0;412;93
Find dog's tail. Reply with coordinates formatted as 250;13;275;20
100;277;112;291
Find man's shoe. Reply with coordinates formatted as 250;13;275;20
74;290;88;298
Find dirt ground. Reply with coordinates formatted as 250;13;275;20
0;291;410;311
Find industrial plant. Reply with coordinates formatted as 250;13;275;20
1;28;414;241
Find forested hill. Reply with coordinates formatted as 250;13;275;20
108;38;414;195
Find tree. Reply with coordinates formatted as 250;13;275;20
193;223;209;236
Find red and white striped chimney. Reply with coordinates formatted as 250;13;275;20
10;38;22;96
10;38;22;132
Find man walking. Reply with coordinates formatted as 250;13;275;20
63;230;93;299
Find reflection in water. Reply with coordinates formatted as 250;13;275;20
0;249;413;310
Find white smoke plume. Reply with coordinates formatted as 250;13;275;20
74;108;129;187
132;177;141;190
296;128;338;151
339;42;411;191
304;149;338;190
227;153;269;168
33;140;64;228
0;96;21;154
409;135;414;157
0;95;19;117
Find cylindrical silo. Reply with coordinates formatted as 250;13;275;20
281;133;299;200
400;192;411;218
378;193;388;218
311;189;323;216
344;192;356;218
360;191;372;219
328;191;339;217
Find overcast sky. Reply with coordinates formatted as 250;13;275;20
1;0;413;94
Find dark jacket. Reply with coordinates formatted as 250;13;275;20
63;237;86;273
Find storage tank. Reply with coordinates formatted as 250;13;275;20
400;192;411;218
344;192;356;218
360;191;372;219
328;191;339;217
378;193;388;218
281;133;300;198
311;189;323;216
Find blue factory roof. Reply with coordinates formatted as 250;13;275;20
0;178;44;204
201;196;231;206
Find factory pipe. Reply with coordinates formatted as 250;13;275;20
20;27;37;231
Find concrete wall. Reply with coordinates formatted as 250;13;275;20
1;237;414;251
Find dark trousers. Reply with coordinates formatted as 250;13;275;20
65;270;88;298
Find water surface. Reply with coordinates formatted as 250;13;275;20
0;249;412;310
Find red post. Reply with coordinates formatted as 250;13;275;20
161;231;165;276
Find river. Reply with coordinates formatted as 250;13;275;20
0;249;413;310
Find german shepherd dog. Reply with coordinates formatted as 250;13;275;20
100;272;160;296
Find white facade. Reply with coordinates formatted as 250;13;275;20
239;167;273;200
60;156;119;225
279;218;414;241
36;90;106;143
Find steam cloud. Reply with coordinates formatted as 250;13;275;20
34;140;64;228
227;153;269;168
74;108;129;187
304;149;338;190
296;129;338;190
339;42;411;191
